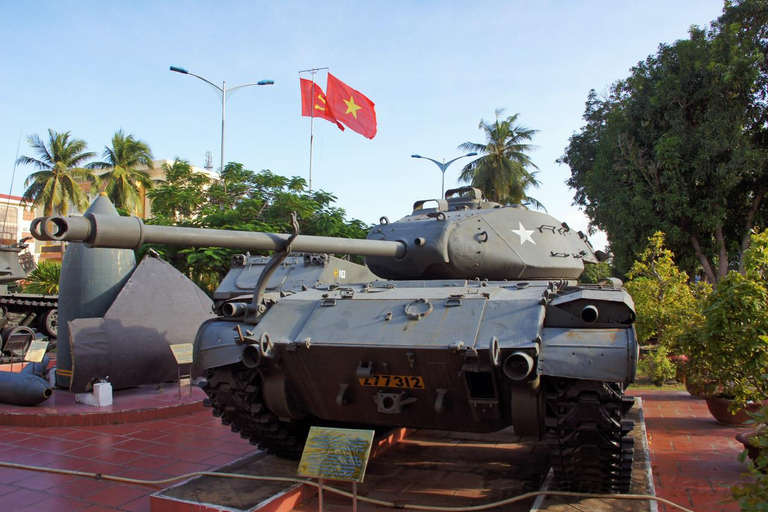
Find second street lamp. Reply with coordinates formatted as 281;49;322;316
170;66;274;188
411;153;478;198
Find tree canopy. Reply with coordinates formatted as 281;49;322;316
89;130;155;214
144;161;369;293
560;0;768;281
458;109;542;208
17;129;99;215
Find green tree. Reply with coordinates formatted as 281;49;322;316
146;159;211;223
625;232;710;348
89;130;155;214
682;228;768;408
17;129;98;215
458;109;543;208
560;1;768;281
143;163;369;294
580;260;615;284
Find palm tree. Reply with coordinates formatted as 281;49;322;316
89;130;155;214
23;260;61;294
458;109;544;209
17;129;99;215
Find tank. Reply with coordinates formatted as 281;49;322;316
0;239;58;346
31;187;638;493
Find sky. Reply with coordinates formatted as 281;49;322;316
1;1;726;250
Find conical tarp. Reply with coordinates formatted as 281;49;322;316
68;255;215;393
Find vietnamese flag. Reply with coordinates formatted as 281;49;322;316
300;78;344;131
325;73;377;139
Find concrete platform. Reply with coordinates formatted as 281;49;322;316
0;380;206;427
151;428;413;512
149;400;654;512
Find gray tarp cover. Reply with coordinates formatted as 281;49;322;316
68;256;215;393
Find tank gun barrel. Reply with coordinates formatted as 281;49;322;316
30;214;407;258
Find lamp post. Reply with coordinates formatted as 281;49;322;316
170;66;274;184
411;153;478;198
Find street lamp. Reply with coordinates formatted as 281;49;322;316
411;152;478;198
169;66;274;184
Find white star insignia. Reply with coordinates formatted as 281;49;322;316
511;222;536;245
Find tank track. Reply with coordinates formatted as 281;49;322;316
544;378;635;493
201;363;310;458
0;294;59;340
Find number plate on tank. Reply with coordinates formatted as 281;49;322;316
357;375;425;389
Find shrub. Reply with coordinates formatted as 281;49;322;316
625;232;710;349
682;229;768;408
22;260;61;295
638;346;677;386
732;406;768;510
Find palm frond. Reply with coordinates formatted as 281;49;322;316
523;196;546;212
456;109;543;208
23;261;61;294
16;155;51;171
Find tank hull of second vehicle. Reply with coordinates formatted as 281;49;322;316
0;293;58;340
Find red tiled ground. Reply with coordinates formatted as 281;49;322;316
0;408;257;512
634;389;752;512
0;387;758;512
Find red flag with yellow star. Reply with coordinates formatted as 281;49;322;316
300;78;344;131
325;73;377;139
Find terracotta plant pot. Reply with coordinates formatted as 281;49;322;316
704;396;762;426
736;431;767;474
736;432;761;461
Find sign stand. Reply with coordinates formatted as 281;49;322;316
297;426;375;512
5;336;35;373
169;344;194;399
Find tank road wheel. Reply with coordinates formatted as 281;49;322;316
201;363;310;458
38;308;58;341
544;378;635;493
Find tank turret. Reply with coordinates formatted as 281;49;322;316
32;187;602;282
30;188;637;494
366;187;603;280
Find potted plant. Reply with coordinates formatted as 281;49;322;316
735;405;768;469
625;232;709;352
638;345;678;386
732;405;768;509
682;230;768;424
625;232;711;388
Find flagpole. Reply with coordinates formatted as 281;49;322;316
299;67;329;194
309;70;316;193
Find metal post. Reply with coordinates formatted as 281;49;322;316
221;80;227;187
411;153;478;198
440;159;446;198
299;67;330;193
309;72;316;193
169;66;273;194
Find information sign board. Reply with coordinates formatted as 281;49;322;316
24;340;49;363
297;426;375;483
169;343;194;365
